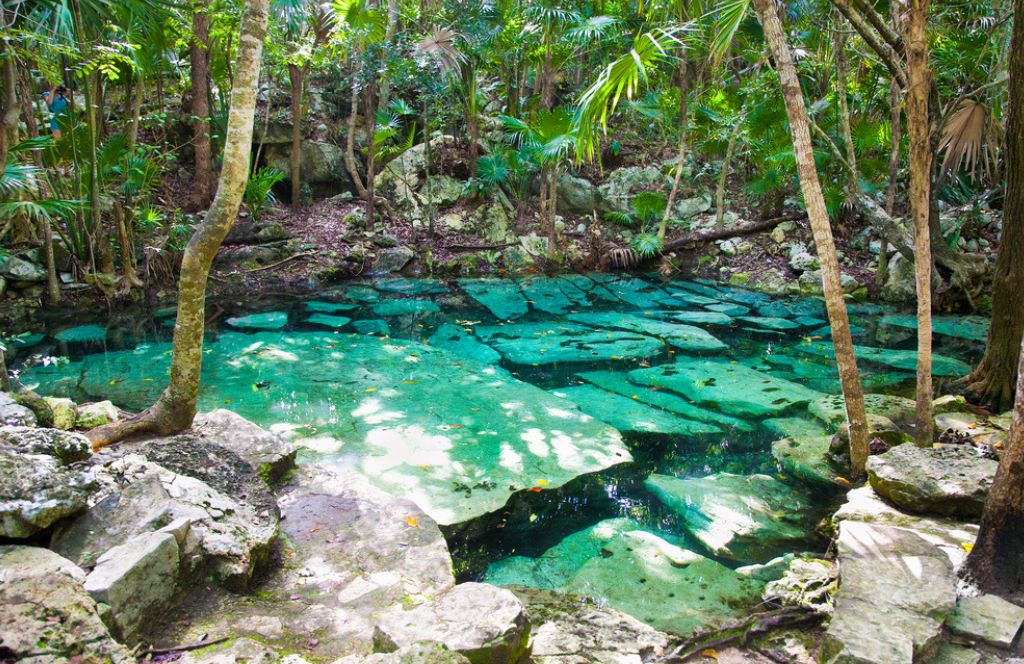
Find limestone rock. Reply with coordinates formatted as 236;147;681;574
75;400;120;429
84;530;179;640
476;322;663;366
566;312;727;353
378;583;530;664
809;393;917;428
226;311;290;331
598;166;665;213
557;173;606;214
945;594;1024;649
0;254;46;282
336;642;472;664
193;409;297;485
509;587;670;663
867;444;997;518
0;425;91;463
671;193;711;219
0;391;36;426
552;386;719;436
0;436;97;537
765;417;839;487
763;557;837;613
832;487;978;567
265;140;354;193
0;545;133;663
45;396;79;430
788;243;819;272
421;175;464;208
374;246;415;273
821;521;956;664
89;435;280;589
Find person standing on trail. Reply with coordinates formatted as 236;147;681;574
42;85;69;139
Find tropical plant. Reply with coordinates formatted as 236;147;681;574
244;166;286;221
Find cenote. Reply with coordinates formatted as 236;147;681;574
11;273;987;636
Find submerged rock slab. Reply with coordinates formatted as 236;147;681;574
518;277;578;314
567;312;727;353
476;322;664;366
764;417;839;487
551;386;720;435
305;300;358;313
459;279;529;320
644;472;819;562
736;316;802;330
878;313;990;342
375;277;449;295
577;370;752;431
55;324;107;343
227;311;289;330
429;323;500;363
867;444;997;518
371;298;441;316
629;359;822;417
305;313;352;329
661;309;734;326
484;518;763;637
809;393;917;428
27;332;632;526
798;341;970;377
821;520;956;664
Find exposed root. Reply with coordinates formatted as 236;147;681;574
86;398;194;451
659;607;823;663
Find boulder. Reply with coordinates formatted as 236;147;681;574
0;391;36;426
83;530;180;640
378;583;530;664
867;444;997;517
420;175;464;208
509;587;670;663
44;396;79;430
598;166;665;213
765;417;839;487
192;409;296;485
0;254;46;282
265;140;354;194
788;243;819;272
881;254;917;302
0;545;134;663
84;435;280;589
671;193;711;219
821;520;957;664
945;594;1024;649
75;400;120;429
0;433;97;538
373;246;415;273
557;173;606;214
0;425;91;463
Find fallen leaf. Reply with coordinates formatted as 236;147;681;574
406;516;419;527
701;649;718;660
834;477;851;486
310;527;321;533
961;542;974;553
536;479;549;486
527;487;543;493
366;387;378;393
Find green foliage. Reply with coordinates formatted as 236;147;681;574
244;167;286;221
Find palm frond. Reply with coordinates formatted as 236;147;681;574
939;99;999;179
414;28;465;75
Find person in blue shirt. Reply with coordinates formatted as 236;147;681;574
41;85;69;139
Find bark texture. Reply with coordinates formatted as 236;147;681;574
88;0;270;449
289;63;305;208
965;0;1024;411
753;0;870;478
905;0;934;446
963;336;1024;597
190;7;215;209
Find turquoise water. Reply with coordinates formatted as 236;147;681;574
12;274;985;634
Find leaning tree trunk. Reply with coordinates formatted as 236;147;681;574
88;0;270;449
288;63;305;208
190;6;215;209
753;0;870;478
965;0;1024;412
715;130;738;228
905;0;934;446
878;77;901;287
963;333;1024;597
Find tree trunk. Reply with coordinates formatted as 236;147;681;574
965;0;1024;412
835;23;858;174
878;77;901;287
0;8;18;177
364;68;378;227
288;63;304;208
344;76;370;201
753;0;870;478
463;64;479;177
715;130;738;228
128;75;143;149
88;0;270;449
962;334;1024;597
190;6;215;209
660;56;690;241
905;0;934;446
547;166;559;259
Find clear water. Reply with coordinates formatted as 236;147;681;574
12;274;985;633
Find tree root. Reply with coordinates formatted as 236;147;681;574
658;212;807;254
86;398;194;451
213;250;318;278
658;607;823;662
